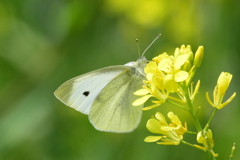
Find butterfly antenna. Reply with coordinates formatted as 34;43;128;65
141;34;161;57
136;39;141;57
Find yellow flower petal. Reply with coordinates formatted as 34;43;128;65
142;104;160;110
151;100;165;105
153;52;169;63
132;95;152;106
158;58;172;72
133;89;150;96
146;118;166;134
161;126;175;131
168;111;181;126
157;137;180;145
144;61;158;74
174;54;189;69
206;92;214;107
175;71;189;82
217;92;236;109
144;136;163;142
164;74;179;93
155;112;168;126
146;73;153;81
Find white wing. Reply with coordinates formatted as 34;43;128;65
89;69;144;133
54;66;132;115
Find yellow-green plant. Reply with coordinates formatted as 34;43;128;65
133;45;236;159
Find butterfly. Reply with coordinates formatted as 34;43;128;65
54;56;147;133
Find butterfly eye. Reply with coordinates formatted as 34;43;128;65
83;91;90;96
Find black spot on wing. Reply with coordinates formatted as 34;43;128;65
83;91;90;96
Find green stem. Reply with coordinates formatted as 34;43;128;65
208;152;217;160
181;140;206;151
182;140;216;160
204;108;218;131
186;131;197;134
166;99;189;111
182;84;202;132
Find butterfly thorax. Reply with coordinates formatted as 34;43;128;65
124;56;147;77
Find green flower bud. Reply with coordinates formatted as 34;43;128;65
182;60;192;72
194;46;204;68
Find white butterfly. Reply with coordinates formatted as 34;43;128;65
54;56;147;133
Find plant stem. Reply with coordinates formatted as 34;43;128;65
166;99;189;111
182;84;202;132
181;140;205;151
186;131;197;134
204;108;217;131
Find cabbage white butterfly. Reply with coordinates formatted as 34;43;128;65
54;56;147;133
54;35;160;133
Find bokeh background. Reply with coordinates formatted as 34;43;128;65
0;0;239;159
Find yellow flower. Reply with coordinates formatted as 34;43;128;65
144;112;187;145
156;45;195;93
158;54;189;92
206;72;236;109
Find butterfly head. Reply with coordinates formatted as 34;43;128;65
136;56;148;76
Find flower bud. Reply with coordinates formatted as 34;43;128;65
186;45;193;63
194;46;204;68
217;72;232;96
197;131;204;143
182;60;192;72
174;47;181;57
197;129;214;148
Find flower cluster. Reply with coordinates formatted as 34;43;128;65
135;44;236;158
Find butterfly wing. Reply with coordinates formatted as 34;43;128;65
54;66;132;115
89;69;144;133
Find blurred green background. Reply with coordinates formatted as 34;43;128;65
0;0;239;159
